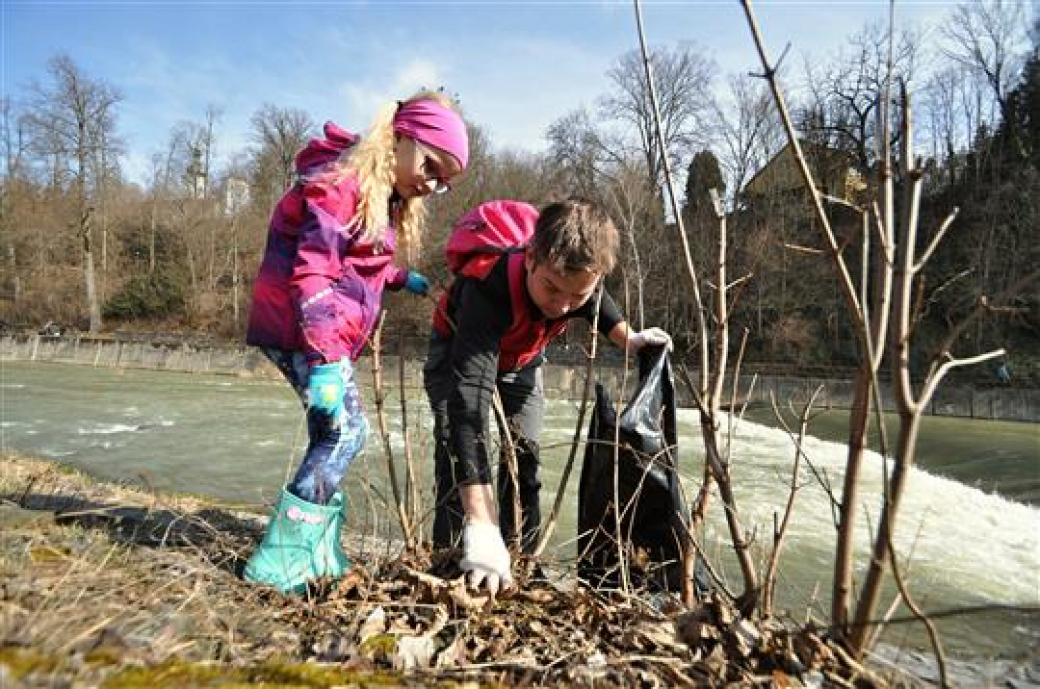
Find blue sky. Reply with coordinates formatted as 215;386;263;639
3;1;955;185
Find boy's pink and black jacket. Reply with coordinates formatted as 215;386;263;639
246;122;410;364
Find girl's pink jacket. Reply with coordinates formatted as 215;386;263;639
246;123;409;363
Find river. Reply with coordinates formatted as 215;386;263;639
1;360;1038;674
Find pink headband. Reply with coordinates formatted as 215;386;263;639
392;99;469;170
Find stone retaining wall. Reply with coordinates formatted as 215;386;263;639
4;334;1037;422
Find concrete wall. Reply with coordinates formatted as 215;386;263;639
734;372;1040;422
4;334;1038;423
2;334;269;377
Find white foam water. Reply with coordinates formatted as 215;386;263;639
76;423;143;435
687;410;1040;606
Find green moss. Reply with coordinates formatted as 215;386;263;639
2;640;507;688
102;659;405;688
0;646;62;678
358;633;398;657
85;647;127;668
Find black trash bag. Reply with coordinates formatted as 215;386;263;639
576;345;690;592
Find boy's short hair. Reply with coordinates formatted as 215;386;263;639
529;199;618;275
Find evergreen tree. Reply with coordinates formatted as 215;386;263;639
683;150;724;217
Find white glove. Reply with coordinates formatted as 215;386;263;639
627;326;673;352
459;520;513;597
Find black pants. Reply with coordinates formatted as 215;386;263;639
424;335;544;553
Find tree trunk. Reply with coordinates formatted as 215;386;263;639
625;221;646;329
849;412;921;651
231;217;240;326
831;364;872;635
80;205;102;333
149;199;157;274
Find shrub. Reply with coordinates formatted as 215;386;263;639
104;272;185;319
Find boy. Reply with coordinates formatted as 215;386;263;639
423;198;671;595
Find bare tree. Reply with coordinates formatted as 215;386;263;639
714;73;784;200
941;0;1029;136
600;157;658;328
545;107;618;199
194;108;223;291
921;65;979;186
249;103;315;205
0;97;29;306
543;44;718;343
217;154;252;329
1;97;29;181
600;44;715;195
801;21;920;171
164;113;219;201
627;3;760;611
200;106;221;199
23;54;123;333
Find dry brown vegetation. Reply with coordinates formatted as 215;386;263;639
1;454;932;688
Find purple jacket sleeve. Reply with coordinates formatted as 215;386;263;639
291;181;361;363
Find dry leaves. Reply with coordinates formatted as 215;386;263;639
1;455;900;687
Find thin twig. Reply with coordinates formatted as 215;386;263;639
491;390;524;552
369;313;415;549
762;386;821;616
398;339;421;545
912;207;959;273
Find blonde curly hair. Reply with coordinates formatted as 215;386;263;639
337;90;462;263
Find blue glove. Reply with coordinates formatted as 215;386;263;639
404;271;429;296
306;363;344;418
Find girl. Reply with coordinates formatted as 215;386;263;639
243;90;468;593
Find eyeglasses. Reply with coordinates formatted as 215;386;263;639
414;140;452;195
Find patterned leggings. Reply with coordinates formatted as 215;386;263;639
263;348;368;505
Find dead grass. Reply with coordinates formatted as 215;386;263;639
1;454;925;688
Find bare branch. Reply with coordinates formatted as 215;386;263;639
725;274;753;292
763;386;822;616
884;524;949;687
783;243;826;256
821;193;865;212
369;313;416;550
924;269;1040;385
913;207;960;274
920;348;1006;408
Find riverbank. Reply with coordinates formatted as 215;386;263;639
4;333;1039;422
0;453;957;688
6;453;1036;688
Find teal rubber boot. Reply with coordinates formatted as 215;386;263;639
243;488;351;594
